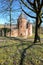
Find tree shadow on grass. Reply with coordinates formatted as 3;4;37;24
19;41;43;65
0;37;33;49
0;37;43;65
0;37;43;48
19;43;35;65
0;43;15;48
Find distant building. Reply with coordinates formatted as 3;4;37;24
7;14;32;38
0;14;32;38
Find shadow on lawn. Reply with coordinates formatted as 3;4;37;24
0;44;15;48
18;40;43;65
0;37;43;65
19;42;35;65
19;42;43;65
0;37;43;48
0;37;33;49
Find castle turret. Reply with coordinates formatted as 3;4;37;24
18;14;27;37
28;23;32;36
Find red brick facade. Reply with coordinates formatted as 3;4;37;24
6;14;32;38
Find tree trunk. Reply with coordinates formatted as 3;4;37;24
34;16;40;43
4;28;6;37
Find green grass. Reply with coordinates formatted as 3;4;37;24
28;34;34;39
40;34;43;38
28;33;43;39
0;37;43;65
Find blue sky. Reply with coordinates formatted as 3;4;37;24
0;0;21;24
0;0;43;26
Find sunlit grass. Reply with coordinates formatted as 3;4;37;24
28;33;43;39
0;37;43;65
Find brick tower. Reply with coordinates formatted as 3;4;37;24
18;13;27;37
28;23;32;36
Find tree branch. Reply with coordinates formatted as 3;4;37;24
22;8;36;19
38;18;43;28
21;0;36;13
27;0;37;13
0;7;9;13
10;0;14;6
42;16;43;18
38;0;43;13
37;0;40;9
27;0;34;6
33;0;38;13
41;12;43;15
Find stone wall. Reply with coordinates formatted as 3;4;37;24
28;23;32;36
18;18;27;37
7;29;18;37
0;14;32;38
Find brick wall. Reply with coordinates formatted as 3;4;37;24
18;18;27;37
28;23;32;36
6;29;18;37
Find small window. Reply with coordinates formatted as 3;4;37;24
21;33;22;36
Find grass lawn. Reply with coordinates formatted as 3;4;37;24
28;33;43;39
0;37;43;65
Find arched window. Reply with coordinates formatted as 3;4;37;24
20;33;22;36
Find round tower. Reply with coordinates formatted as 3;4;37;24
28;23;32;36
18;14;27;37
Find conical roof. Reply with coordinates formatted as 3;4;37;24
19;13;26;19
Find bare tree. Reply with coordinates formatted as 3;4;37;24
20;0;43;43
7;0;14;37
0;0;14;37
0;0;21;37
